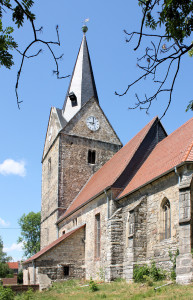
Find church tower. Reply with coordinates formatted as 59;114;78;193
40;26;122;248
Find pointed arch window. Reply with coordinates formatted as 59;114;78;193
160;198;171;241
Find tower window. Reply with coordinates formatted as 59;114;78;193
48;158;51;172
69;92;77;107
73;218;77;226
88;150;96;164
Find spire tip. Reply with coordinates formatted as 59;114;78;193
82;18;89;34
82;25;88;34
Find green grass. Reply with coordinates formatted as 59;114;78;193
13;279;193;300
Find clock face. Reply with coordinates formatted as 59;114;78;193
86;116;100;131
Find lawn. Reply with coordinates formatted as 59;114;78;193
14;279;193;300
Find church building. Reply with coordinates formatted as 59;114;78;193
23;26;193;289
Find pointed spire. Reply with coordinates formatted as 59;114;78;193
62;29;98;122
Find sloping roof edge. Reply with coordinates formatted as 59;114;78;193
23;224;86;264
116;161;193;201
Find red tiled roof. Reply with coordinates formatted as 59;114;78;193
23;224;85;264
7;262;18;269
118;117;193;198
58;117;158;221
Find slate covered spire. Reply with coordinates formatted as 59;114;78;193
62;29;98;122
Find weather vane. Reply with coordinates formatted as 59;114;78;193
82;18;89;33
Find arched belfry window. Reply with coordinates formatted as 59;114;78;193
160;198;171;241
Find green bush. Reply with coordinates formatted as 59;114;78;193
0;263;13;278
133;262;166;283
149;261;166;281
5;274;14;278
0;285;14;300
89;277;99;292
14;288;34;300
133;264;149;282
169;249;179;281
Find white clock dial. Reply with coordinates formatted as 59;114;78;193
86;116;100;131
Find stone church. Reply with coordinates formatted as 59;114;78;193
23;27;193;289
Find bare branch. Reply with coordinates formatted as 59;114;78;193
12;2;70;108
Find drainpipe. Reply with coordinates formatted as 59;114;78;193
174;166;180;184
32;260;35;284
174;166;181;221
104;189;109;219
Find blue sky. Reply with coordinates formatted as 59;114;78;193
0;0;192;261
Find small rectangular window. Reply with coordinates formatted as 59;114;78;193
73;218;77;226
88;150;96;164
95;214;100;258
48;158;51;172
63;266;69;276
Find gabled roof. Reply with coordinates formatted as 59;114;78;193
57;117;158;222
63;35;98;117
23;225;85;264
118;117;193;199
7;262;18;269
61;96;122;146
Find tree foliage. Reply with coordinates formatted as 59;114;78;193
116;0;193;117
0;0;35;69
0;236;12;263
0;236;13;278
0;1;69;107
18;211;41;258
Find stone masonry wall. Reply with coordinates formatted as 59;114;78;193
120;171;180;281
40;212;58;249
176;165;193;284
41;137;59;248
63;98;121;146
58;191;111;281
24;226;85;290
106;208;123;281
58;134;120;212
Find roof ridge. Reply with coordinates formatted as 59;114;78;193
146;116;193;152
164;117;193;139
109;116;158;183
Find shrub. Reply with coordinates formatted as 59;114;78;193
133;262;166;283
89;277;99;292
14;288;34;300
143;275;153;286
0;285;14;300
149;261;166;281
169;249;179;280
0;263;14;278
133;264;149;282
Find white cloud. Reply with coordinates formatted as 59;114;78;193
3;242;23;252
0;159;26;177
0;217;10;227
